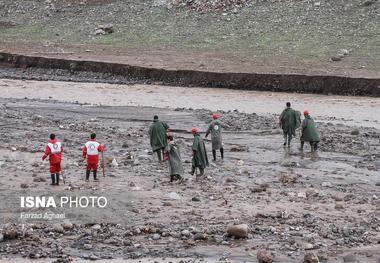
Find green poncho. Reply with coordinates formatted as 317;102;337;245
206;119;223;150
192;133;209;169
148;120;169;151
279;107;299;136
301;116;320;142
165;141;184;176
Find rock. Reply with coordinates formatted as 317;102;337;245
321;181;333;187
304;252;320;263
91;224;102;230
226;224;249;238
95;28;106;35
257;249;273;263
338;49;350;56
362;0;378;6
280;174;297;184
62;221;73;230
0;233;4;242
167;192;181;200
181;229;191;237
304;243;314;250
112;158;118;167
351;129;360;135
89;254;99;260
4;228;18;239
193;233;206;241
331;55;343;62
335;201;344;209
53;224;64;233
95;24;114;35
20;183;29;188
122;142;128;148
84;244;93;250
191;196;201;202
152;233;161;240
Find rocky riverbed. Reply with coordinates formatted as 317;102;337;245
0;81;379;262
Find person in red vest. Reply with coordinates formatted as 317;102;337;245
82;133;104;181
42;133;63;186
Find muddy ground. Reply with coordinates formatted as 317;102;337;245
0;76;379;262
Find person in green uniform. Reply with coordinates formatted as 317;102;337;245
190;127;209;177
148;115;169;162
300;110;320;151
279;102;299;147
205;113;223;161
165;132;184;182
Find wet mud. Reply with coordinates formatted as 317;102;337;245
1;52;380;96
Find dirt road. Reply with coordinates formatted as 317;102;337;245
0;80;379;262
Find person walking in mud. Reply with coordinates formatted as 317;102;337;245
279;102;299;147
205;113;224;161
42;133;63;186
148;115;169;163
300;110;320;152
190;128;209;178
165;132;184;182
83;133;104;182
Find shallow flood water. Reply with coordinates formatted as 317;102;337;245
0;78;379;128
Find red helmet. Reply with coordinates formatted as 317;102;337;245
303;110;310;116
191;128;198;134
212;113;220;119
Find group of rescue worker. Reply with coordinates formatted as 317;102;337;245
42;133;104;185
42;102;320;185
279;102;320;151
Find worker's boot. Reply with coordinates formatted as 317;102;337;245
199;168;205;176
287;135;292;148
189;166;195;176
55;173;60;185
220;148;224;159
300;141;304;151
93;170;98;181
85;170;90;182
50;174;56;185
314;142;318;151
212;150;216;161
283;134;287;146
157;149;163;163
170;175;174;182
